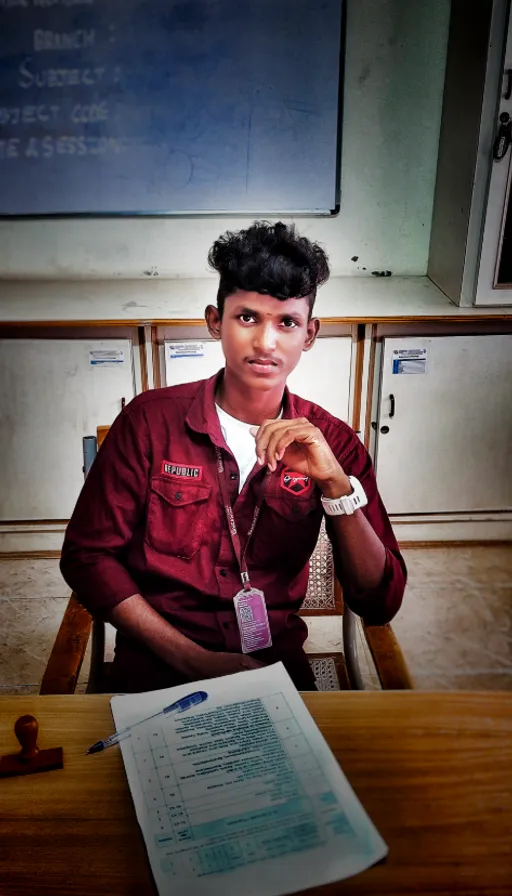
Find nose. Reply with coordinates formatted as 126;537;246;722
254;322;277;355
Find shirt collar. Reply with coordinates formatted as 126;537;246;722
185;369;298;443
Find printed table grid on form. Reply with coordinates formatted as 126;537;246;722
128;693;355;878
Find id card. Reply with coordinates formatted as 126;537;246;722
234;587;272;654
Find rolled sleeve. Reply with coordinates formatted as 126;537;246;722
326;435;407;625
60;406;149;619
342;545;407;625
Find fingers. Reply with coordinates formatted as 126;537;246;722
266;424;320;471
241;656;265;670
266;427;297;471
250;418;316;469
236;655;262;671
249;419;290;466
270;425;322;470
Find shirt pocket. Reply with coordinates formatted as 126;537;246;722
253;489;322;571
146;477;212;560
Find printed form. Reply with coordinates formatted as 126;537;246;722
111;663;387;895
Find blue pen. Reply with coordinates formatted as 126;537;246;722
85;690;208;755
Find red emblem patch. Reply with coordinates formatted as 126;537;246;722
161;461;203;480
280;468;311;495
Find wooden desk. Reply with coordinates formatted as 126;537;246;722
1;693;511;895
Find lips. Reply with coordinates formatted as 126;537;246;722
247;358;279;374
248;358;278;367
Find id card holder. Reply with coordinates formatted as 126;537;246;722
234;587;272;654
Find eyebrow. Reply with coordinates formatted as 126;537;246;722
233;306;306;323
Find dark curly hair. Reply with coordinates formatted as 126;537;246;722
208;221;330;317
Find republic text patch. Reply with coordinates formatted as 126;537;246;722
161;461;203;480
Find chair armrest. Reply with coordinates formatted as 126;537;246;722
362;622;414;690
40;593;93;695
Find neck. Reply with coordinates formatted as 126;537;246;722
217;369;284;424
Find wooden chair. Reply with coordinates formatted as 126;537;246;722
41;427;412;695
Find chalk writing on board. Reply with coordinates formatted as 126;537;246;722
0;135;125;159
33;29;96;52
0;103;108;125
0;0;94;7
35;0;95;6
18;62;106;89
0;106;61;125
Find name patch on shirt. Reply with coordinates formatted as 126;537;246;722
281;468;312;495
161;461;203;480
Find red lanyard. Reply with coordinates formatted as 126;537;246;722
215;446;272;590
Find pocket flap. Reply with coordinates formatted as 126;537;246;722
150;478;211;508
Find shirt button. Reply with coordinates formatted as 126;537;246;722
174;492;182;500
219;569;228;578
222;622;230;629
230;472;237;480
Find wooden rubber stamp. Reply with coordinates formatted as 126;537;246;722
0;714;63;778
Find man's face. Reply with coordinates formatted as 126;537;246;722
206;290;319;391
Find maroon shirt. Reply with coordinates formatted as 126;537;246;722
60;371;406;691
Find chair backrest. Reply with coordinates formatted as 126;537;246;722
97;425;110;449
302;518;343;616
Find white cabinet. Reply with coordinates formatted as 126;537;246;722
429;0;512;305
374;335;512;514
287;337;352;423
164;336;353;423
0;338;135;521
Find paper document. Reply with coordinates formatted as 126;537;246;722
111;663;387;895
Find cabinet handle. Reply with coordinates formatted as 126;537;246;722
493;112;511;161
389;393;395;418
504;68;512;101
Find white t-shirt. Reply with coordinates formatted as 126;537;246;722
216;404;259;492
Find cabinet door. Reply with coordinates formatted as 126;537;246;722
0;339;135;521
375;335;512;514
287;336;352;422
476;9;512;305
164;336;352;422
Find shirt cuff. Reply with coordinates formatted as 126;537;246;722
344;548;406;626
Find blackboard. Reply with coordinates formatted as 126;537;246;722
0;0;343;216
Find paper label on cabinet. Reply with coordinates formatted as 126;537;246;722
168;342;204;359
89;349;125;367
392;347;427;374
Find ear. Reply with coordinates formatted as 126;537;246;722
205;304;222;340
303;317;320;352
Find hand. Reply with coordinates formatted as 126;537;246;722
250;417;351;497
184;648;265;680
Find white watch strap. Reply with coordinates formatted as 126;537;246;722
321;476;368;516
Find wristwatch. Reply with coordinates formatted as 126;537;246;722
320;476;368;516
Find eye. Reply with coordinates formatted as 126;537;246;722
281;318;299;328
238;313;256;324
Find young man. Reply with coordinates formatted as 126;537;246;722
60;222;406;692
